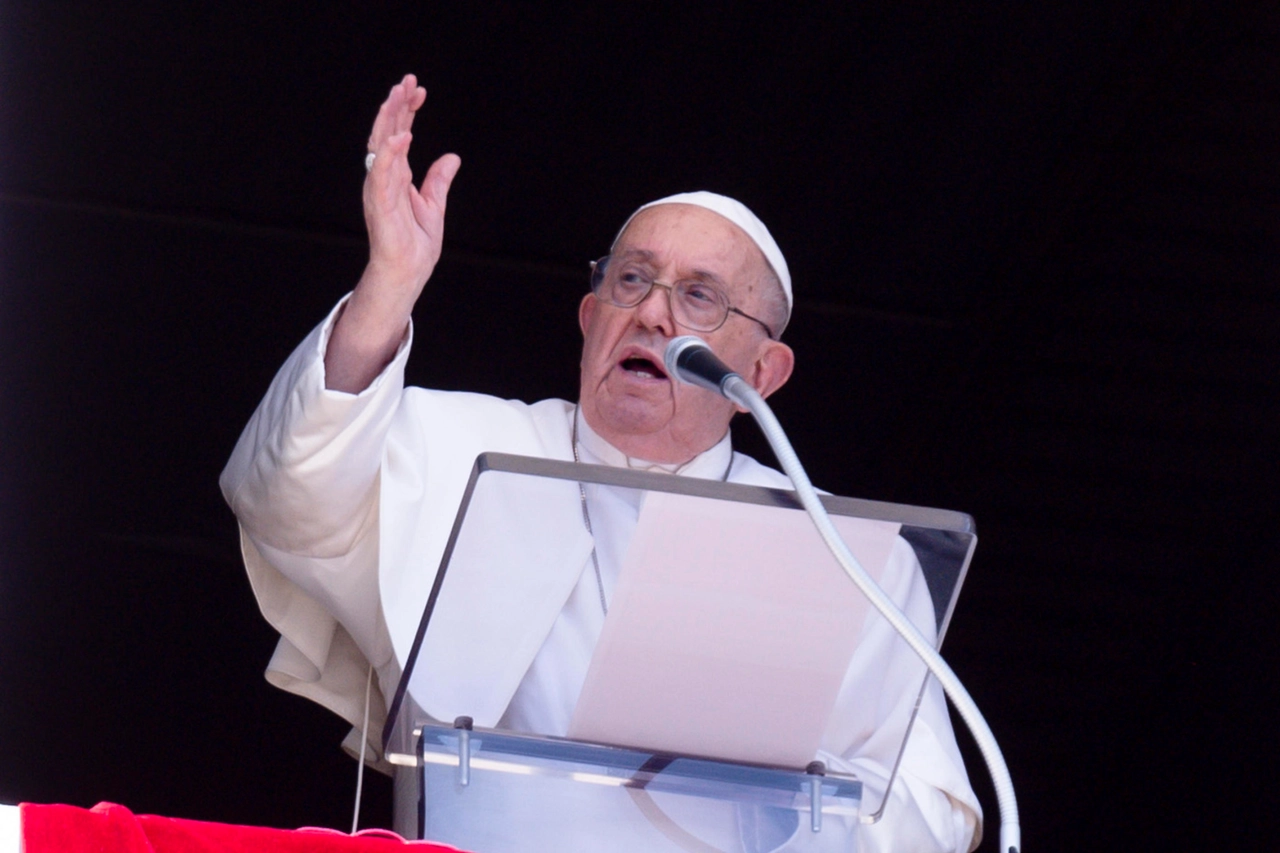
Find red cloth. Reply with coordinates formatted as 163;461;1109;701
19;802;469;853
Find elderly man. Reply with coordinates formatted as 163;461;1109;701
221;75;980;852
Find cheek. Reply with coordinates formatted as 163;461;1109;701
580;321;614;378
583;311;627;361
708;332;757;376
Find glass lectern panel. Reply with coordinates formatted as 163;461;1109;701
384;452;977;844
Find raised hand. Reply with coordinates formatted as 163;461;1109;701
326;74;461;392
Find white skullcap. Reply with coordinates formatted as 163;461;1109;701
612;191;792;311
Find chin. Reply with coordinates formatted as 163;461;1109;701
597;407;667;444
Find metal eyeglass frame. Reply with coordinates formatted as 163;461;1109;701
589;255;777;340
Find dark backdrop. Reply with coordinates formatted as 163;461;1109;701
2;3;1277;850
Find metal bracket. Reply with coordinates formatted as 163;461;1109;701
454;716;474;787
806;760;826;833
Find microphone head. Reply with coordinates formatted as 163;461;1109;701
664;335;740;397
663;335;710;380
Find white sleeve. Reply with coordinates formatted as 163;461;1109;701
219;295;411;754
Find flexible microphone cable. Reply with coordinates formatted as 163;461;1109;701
665;336;1021;853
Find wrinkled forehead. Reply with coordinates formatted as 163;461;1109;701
610;191;792;309
611;205;765;276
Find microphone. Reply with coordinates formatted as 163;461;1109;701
663;336;740;397
666;343;1021;851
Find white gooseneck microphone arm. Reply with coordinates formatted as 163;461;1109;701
664;335;1022;853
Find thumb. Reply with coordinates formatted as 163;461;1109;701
421;153;462;211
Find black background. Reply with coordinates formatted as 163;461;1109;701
1;3;1277;850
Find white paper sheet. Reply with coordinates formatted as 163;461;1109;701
568;490;901;768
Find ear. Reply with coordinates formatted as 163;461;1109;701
744;339;795;407
578;292;597;337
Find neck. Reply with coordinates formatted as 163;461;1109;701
574;406;734;480
578;408;728;466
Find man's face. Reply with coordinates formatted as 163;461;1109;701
577;204;794;464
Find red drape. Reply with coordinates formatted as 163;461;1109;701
20;802;469;853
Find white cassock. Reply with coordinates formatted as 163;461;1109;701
0;805;16;853
220;297;982;852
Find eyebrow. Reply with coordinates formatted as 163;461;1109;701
612;248;656;265
612;249;731;288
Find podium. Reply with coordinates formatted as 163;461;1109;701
383;453;976;851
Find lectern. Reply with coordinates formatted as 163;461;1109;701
383;453;976;852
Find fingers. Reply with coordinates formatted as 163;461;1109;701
358;77;458;295
397;83;427;136
367;74;426;155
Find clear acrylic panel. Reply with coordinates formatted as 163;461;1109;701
383;453;977;845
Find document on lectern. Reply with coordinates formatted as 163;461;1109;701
568;489;902;769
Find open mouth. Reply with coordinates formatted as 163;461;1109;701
620;355;668;380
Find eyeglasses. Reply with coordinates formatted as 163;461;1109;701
588;255;777;340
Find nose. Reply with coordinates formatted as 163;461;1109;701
633;283;677;336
